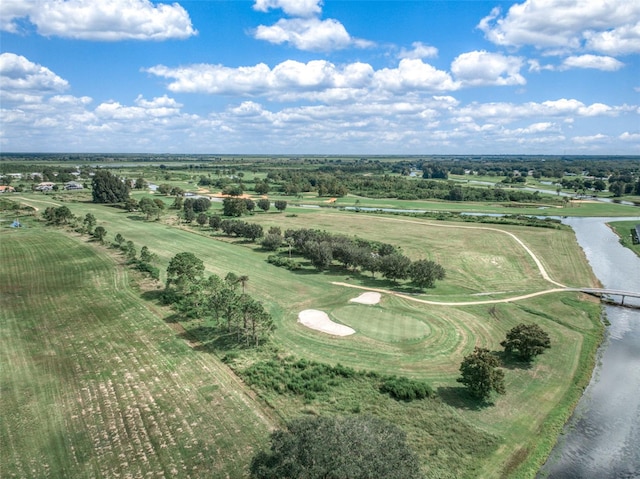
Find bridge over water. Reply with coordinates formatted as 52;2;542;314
569;288;640;308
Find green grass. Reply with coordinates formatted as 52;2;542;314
0;227;273;478
6;193;606;478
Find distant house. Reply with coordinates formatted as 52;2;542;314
64;181;84;190
0;185;16;193
35;182;56;191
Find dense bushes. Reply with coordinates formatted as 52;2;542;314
267;255;301;270
240;356;431;403
380;376;434;401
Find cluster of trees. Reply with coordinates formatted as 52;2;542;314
181;197;211;222
250;415;423;479
164;252;274;346
269;228;445;288
266;170;348;197
218;219;263;240
458;323;551;401
608;173;640;197
156;184;185;196
346;175;546;202
123;196;167;219
111;233;160;279
222;197;287;217
42;205;74;225
91;170;130;203
559;176;607;193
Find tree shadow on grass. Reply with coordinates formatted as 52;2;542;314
437;386;495;411
140;289;168;303
495;351;534;370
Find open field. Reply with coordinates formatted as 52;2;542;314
3;193;606;478
0;228;273;478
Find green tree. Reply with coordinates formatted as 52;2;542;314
501;323;551;361
124;198;139;212
158;184;172;195
254;181;269;195
134;177;146;189
457;347;506;401
166;252;205;290
91;170;130;203
139;197;160;220
250;415;422;479
114;233;126;248
93;226;107;243
257;198;271;212
51;206;73;225
378;253;411;282
196;213;208;227
223;197;247;217
409;259;446;289
140;246;156;264
183;208;196;223
243;223;264;241
83;213;96;233
274;200;287;212
124;241;136;261
209;215;222;230
261;233;283;251
305;241;333;271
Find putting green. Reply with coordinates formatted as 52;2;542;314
332;303;430;342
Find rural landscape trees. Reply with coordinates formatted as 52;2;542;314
3;153;632;479
250;415;423;479
501;323;551;361
91;170;129;203
457;347;506;401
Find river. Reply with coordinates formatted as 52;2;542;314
538;217;640;478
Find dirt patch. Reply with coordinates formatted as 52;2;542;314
349;292;381;305
298;309;355;336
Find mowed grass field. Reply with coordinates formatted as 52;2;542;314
7;194;604;477
0;227;273;478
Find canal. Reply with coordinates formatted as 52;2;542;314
538;217;640;478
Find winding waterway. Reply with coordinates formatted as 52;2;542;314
538;216;640;478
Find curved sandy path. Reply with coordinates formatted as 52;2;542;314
333;282;569;307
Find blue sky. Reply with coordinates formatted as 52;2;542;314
1;0;639;154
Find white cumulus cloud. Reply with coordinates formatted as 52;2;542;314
146;58;458;99
373;59;459;92
478;0;640;55
451;51;525;86
1;0;196;40
398;42;439;60
253;0;322;18
254;17;372;52
560;54;625;71
0;52;69;93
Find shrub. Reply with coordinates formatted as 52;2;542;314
380;376;434;401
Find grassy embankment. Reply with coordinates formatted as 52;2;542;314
4;193;604;478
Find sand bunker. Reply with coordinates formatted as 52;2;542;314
298;310;355;336
349;292;381;305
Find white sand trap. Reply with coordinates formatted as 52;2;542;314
298;310;355;336
349;292;381;305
